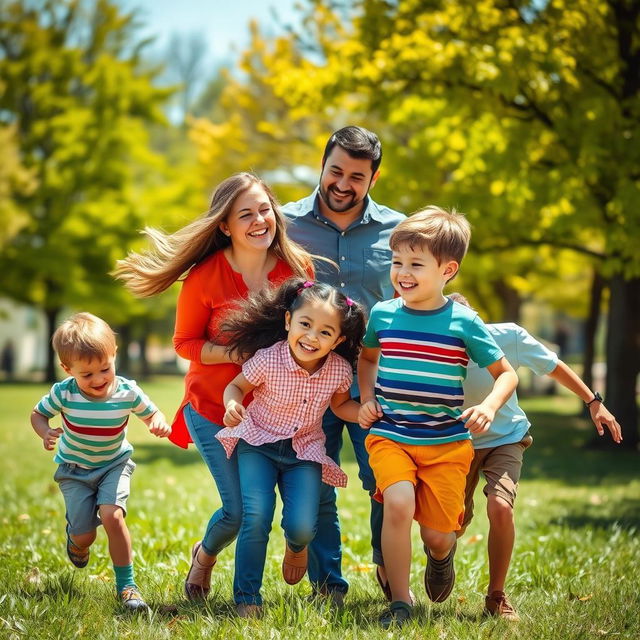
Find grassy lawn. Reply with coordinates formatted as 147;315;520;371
1;380;638;639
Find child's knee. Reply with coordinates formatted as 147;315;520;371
72;529;96;548
422;528;455;553
99;504;125;529
487;494;514;525
384;492;415;525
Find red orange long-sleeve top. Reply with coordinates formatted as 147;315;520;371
169;250;300;448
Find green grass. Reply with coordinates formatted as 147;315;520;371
1;380;639;639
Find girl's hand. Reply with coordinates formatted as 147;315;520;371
223;401;246;427
461;404;495;434
358;399;382;429
147;411;172;438
589;402;622;443
43;427;63;450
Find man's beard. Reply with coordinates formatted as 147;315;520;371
319;184;361;213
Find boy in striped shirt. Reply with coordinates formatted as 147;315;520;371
358;208;518;627
30;313;171;612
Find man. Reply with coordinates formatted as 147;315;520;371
283;126;405;603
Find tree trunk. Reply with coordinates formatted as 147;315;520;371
604;275;640;450
582;270;605;392
494;279;522;323
45;307;60;383
139;333;150;380
117;324;132;378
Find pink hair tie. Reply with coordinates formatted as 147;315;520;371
345;296;354;307
297;280;314;295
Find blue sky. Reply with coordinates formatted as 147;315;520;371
119;0;300;65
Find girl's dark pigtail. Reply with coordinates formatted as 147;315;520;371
221;277;308;360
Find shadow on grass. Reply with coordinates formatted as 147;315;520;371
131;442;202;467
519;409;639;487
548;496;640;532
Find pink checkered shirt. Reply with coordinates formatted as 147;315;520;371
216;340;352;487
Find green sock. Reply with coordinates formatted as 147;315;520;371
113;564;136;593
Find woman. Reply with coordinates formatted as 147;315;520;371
114;173;313;601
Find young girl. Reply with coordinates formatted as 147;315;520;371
113;173;314;601
215;278;366;618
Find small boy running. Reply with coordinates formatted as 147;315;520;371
30;312;171;611
358;207;518;627
450;292;621;621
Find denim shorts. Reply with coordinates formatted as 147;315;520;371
54;454;136;535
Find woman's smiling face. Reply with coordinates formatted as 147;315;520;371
221;183;277;252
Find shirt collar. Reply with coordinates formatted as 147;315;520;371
278;339;330;377
305;189;384;226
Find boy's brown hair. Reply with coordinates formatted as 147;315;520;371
52;312;117;367
389;206;471;267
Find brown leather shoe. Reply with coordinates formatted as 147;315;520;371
424;541;457;603
184;541;217;600
484;590;520;621
282;543;308;585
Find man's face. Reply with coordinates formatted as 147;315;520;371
318;146;379;215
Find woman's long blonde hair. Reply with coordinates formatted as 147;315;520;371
113;173;313;297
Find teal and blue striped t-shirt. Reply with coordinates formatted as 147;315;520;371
35;376;157;468
363;298;504;445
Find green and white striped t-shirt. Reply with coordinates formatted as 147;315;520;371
35;376;157;468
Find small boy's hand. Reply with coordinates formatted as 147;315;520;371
461;404;495;434
147;411;171;438
223;401;246;427
358;399;382;429
43;427;63;450
590;402;622;444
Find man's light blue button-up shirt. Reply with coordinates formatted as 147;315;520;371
282;190;405;314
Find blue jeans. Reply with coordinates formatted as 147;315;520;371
308;407;383;594
183;404;243;556
234;438;322;605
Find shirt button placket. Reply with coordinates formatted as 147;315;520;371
338;231;348;290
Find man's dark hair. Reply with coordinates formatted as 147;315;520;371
321;126;382;175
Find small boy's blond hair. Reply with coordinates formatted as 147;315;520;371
52;312;117;367
389;206;471;268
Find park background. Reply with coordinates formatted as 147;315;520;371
0;1;638;638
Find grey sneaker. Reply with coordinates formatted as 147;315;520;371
424;541;457;602
120;586;149;612
379;600;413;628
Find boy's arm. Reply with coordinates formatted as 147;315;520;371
357;347;383;429
330;390;360;424
30;409;62;451
223;373;255;427
461;357;518;433
548;361;622;443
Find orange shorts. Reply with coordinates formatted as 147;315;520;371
365;434;474;533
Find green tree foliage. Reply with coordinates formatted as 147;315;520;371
0;0;174;380
0;124;36;247
191;0;640;445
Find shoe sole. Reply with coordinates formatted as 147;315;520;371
282;546;307;585
184;541;211;600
